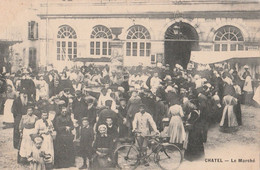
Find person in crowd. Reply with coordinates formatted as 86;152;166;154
19;106;38;162
3;84;17;127
184;101;205;161
54;106;75;168
117;98;129;141
243;73;254;105
12;89;29;150
92;124;114;169
96;100;118;131
126;90;142;133
19;70;36;102
34;111;54;166
98;87;117;112
106;117;119;142
219;94;239;132
72;90;88;138
154;94;167;132
167;104;186;148
150;72;162;94
28;134;52;170
132;104;159;166
79;117;94;169
35;75;49;101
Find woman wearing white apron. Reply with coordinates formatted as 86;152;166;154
19;107;38;162
34;111;55;165
3;85;17;125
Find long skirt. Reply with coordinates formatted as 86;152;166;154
168;116;186;144
3;99;14;123
19;128;36;158
54;134;75;168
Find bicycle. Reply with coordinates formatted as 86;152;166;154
114;131;183;170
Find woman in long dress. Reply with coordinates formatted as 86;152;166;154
19;107;38;162
34;111;54;165
3;85;17;126
184;103;205;161
167;105;186;148
219;95;238;132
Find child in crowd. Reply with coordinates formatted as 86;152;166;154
79;117;94;169
28;134;52;170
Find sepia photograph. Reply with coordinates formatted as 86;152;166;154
0;0;259;169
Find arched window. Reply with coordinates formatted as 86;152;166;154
126;25;151;57
214;25;244;51
57;25;77;61
90;25;112;56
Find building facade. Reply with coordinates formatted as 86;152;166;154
5;0;260;75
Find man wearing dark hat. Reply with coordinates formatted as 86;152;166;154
19;71;36;102
12;89;29;149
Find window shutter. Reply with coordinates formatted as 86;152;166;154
28;22;31;40
35;22;38;39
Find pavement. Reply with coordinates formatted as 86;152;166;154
0;105;259;170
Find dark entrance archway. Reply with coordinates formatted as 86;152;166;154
164;22;199;69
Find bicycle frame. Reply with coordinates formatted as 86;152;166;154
132;133;164;162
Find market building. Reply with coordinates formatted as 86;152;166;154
3;0;260;77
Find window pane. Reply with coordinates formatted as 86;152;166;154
214;44;220;51
108;42;111;55
140;43;145;56
238;44;244;51
68;42;72;47
103;42;107;48
74;49;77;55
126;42;131;56
90;41;94;47
57;54;60;60
96;41;100;55
146;43;151;57
74;42;77;47
140;42;145;49
222;44;227;51
62;41;66;47
68;55;72;60
57;41;60;47
230;44;236;51
103;42;107;55
90;49;94;55
132;42;137;56
68;48;72;54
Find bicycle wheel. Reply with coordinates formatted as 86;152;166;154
155;144;183;170
114;144;139;170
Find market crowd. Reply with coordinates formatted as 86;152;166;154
0;62;259;170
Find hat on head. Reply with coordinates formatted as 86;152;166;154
244;65;249;69
98;124;107;132
82;117;89;121
30;134;44;142
75;90;82;95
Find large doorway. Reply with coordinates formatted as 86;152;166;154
164;22;199;69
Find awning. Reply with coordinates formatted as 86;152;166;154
190;50;260;64
73;57;111;63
